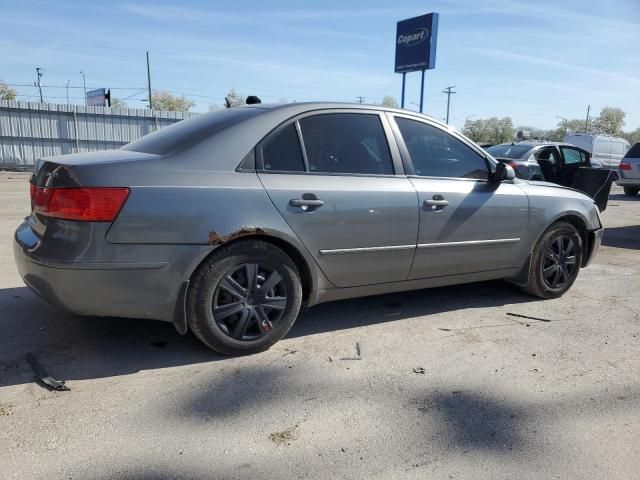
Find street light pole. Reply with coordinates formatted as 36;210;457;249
80;71;87;105
66;80;71;104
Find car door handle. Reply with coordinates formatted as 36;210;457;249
289;198;324;209
424;198;449;207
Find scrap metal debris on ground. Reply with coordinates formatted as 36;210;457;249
507;312;552;322
269;425;299;445
339;342;362;361
25;353;70;391
412;367;426;374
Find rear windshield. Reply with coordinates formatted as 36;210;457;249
122;107;263;155
485;144;533;159
624;142;640;158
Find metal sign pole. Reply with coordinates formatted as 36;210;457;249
401;73;406;108
419;70;425;113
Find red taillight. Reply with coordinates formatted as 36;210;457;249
32;187;130;222
619;161;631;171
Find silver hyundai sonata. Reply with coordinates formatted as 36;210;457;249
14;103;604;354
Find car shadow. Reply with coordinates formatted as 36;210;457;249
0;281;539;388
608;193;640;202
602;225;640;250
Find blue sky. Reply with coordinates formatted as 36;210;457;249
1;0;639;130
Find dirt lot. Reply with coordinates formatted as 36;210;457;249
0;171;638;479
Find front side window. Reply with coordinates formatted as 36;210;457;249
395;117;488;180
561;147;585;165
260;124;305;172
299;114;394;175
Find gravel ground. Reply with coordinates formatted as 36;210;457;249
0;171;638;479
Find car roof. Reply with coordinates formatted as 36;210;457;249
490;141;577;149
244;101;449;127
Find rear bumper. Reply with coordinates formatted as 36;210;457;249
13;220;209;323
583;227;604;267
616;177;640;187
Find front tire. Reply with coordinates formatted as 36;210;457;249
522;221;583;299
187;240;303;355
623;186;639;197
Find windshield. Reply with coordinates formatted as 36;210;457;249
486;144;533;159
122;107;263;155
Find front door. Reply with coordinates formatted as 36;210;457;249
257;112;419;288
391;115;529;280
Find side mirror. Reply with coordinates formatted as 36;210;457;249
493;162;516;182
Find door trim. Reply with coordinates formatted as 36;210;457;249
319;244;415;255
417;238;520;249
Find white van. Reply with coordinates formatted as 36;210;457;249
563;134;631;168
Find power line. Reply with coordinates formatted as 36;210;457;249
3;83;146;90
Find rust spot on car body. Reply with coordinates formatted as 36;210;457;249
208;226;265;245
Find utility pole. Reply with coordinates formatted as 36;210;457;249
35;67;43;103
441;85;456;125
585;105;590;132
80;71;87;105
355;96;365;104
146;51;153;110
66;80;71;104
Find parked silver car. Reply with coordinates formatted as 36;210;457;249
14;103;604;355
616;142;640;196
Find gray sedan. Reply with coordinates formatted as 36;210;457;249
14;103;604;355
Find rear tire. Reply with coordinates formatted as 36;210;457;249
187;240;303;355
623;186;639;197
521;221;583;299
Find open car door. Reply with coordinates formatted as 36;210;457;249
570;167;616;212
559;146;614;212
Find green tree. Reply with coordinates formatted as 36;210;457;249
620;127;640;145
594;106;625;135
150;90;195;112
463;117;514;143
556;118;589;135
381;95;399;108
224;88;245;108
109;97;127;109
0;81;17;101
462;118;488;142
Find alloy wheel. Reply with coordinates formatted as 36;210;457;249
212;263;288;341
541;234;578;290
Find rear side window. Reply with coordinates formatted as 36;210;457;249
260;124;305;172
395;118;488;180
299;114;394;175
625;143;640;158
485;144;532;159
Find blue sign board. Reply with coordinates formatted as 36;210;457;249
86;88;107;107
394;13;439;73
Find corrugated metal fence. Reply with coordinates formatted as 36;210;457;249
0;100;199;169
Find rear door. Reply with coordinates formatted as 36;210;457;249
257;111;419;288
390;114;529;280
533;146;561;182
